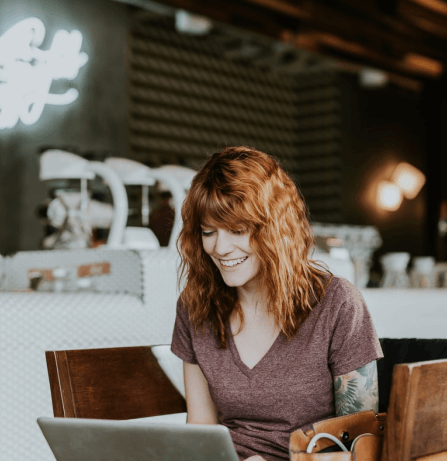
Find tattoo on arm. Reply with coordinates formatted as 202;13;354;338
334;361;379;416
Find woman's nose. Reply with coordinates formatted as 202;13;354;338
214;230;234;255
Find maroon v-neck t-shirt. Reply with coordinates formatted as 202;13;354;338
171;277;383;461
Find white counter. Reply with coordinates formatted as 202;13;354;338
361;288;447;339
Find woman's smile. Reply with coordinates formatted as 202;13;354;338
220;256;249;267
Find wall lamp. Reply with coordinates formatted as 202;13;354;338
376;162;426;211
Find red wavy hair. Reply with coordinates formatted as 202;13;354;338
177;146;332;348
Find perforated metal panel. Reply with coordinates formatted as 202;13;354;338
137;248;181;344
128;15;342;222
0;292;151;461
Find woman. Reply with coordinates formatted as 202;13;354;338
171;146;383;461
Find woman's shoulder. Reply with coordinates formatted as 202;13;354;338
313;277;377;343
175;295;191;322
175;294;215;336
321;276;366;310
326;275;360;296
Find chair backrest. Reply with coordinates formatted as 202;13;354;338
382;358;447;461
378;338;447;413
46;346;186;420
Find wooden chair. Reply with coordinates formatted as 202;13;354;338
382;358;447;461
45;346;186;420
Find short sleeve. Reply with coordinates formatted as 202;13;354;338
328;279;383;377
171;298;198;364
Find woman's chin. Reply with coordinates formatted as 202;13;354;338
221;276;245;287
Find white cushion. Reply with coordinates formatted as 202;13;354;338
151;345;185;398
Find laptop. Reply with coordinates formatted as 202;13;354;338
37;417;240;461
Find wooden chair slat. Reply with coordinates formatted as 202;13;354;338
45;346;186;420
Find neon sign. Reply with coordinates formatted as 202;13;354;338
0;18;88;129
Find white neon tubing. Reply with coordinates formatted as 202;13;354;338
148;169;186;250
0;17;88;130
87;162;128;248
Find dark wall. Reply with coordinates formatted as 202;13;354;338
339;74;430;258
0;0;130;254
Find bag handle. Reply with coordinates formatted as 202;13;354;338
290;411;387;453
306;433;349;453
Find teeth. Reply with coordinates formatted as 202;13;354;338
221;257;248;267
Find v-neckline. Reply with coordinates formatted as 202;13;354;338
227;322;282;378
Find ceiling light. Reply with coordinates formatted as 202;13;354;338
175;10;212;35
359;68;389;88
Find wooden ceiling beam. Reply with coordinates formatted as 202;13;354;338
300;1;447;62
151;0;447;81
232;0;447;62
398;0;447;38
248;0;447;77
241;0;310;19
153;0;447;61
408;0;447;16
279;34;423;91
283;29;443;79
404;53;444;75
333;0;447;44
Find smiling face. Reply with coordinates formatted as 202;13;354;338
201;226;261;293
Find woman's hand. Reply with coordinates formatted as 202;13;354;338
244;457;266;461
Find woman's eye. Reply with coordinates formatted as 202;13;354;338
231;229;247;235
201;230;214;237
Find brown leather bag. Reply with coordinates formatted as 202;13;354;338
289;410;387;461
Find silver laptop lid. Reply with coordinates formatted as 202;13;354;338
37;417;240;461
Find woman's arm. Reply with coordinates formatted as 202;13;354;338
333;360;379;416
183;362;219;424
